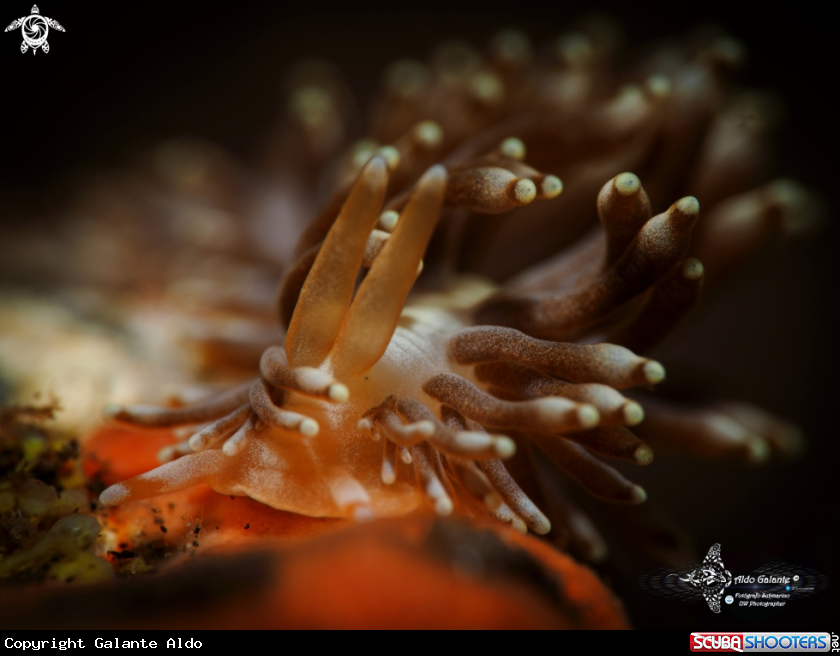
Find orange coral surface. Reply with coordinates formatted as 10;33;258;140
20;423;631;629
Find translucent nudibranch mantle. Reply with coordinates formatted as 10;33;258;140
99;26;808;558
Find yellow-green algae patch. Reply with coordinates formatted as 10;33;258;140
0;403;112;584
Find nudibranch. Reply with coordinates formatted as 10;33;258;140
100;149;684;532
96;25;810;559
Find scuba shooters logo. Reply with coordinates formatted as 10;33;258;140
689;633;833;652
638;543;829;617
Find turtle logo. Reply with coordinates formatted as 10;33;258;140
5;5;64;55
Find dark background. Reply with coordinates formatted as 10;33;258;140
0;0;836;630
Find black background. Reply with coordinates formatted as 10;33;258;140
0;0;836;631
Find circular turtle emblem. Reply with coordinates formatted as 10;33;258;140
22;13;48;49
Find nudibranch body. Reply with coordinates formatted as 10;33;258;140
98;152;675;533
97;26;810;558
97;160;518;519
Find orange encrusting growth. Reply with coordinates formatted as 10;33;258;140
80;425;629;629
